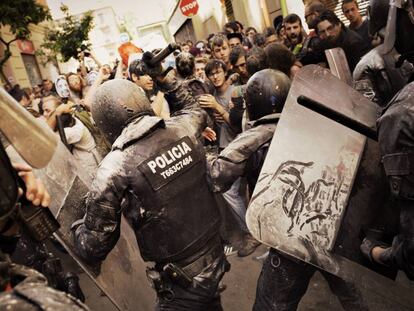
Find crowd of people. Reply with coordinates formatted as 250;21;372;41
1;0;414;310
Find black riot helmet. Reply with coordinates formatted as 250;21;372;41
175;52;195;78
368;0;389;36
369;0;414;56
245;69;291;121
91;79;153;144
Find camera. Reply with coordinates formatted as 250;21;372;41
79;44;91;57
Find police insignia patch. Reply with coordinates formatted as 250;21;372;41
138;136;200;190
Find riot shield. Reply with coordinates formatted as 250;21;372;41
0;89;154;310
246;65;414;308
0;88;57;168
325;47;353;86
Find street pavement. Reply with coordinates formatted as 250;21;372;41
57;243;414;311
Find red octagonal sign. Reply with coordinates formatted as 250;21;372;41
179;0;199;17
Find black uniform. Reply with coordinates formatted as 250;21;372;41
208;114;367;311
375;81;414;279
74;106;228;309
0;261;89;311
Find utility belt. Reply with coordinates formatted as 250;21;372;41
145;236;224;299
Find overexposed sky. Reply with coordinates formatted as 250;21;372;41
46;0;176;26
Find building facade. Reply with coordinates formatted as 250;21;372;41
0;0;59;88
166;0;370;44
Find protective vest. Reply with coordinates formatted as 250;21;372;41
120;119;221;263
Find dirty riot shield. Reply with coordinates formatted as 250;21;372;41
246;65;414;308
325;47;353;86
0;88;154;310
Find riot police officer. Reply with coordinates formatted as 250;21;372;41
360;0;414;280
207;69;368;311
353;0;414;106
0;140;88;310
73;79;229;310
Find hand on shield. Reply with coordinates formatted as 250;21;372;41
12;162;50;207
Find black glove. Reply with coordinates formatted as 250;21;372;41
64;272;86;302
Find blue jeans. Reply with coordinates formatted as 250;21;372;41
222;178;248;232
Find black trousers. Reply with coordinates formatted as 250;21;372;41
253;249;368;311
380;198;414;280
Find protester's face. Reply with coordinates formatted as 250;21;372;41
20;95;31;108
318;20;341;43
56;78;70;98
182;44;190;53
233;56;248;78
195;62;206;80
229;37;242;49
42;80;53;91
135;74;154;91
207;67;226;88
305;7;318;29
213;42;230;64
67;75;82;92
42;100;58;119
247;29;256;40
285;21;302;45
342;2;360;24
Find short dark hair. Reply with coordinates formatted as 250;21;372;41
8;85;28;102
245;27;257;34
235;20;244;31
246;46;267;76
253;33;266;47
273;15;284;31
284;13;302;26
342;0;359;11
264;43;295;76
315;10;343;34
263;27;276;38
229;45;246;66
224;21;239;33
129;59;146;77
211;34;228;50
205;59;227;77
227;32;243;44
307;2;325;15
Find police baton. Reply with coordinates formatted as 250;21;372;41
297;95;378;141
56;115;72;151
148;43;180;66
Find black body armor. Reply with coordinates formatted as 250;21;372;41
74;109;221;264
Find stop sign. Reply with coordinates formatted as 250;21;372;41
179;0;199;17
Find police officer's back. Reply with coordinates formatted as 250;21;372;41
73;79;228;309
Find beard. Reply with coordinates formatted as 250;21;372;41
321;37;338;50
289;33;302;45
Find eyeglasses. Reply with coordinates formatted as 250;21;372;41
318;24;337;37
